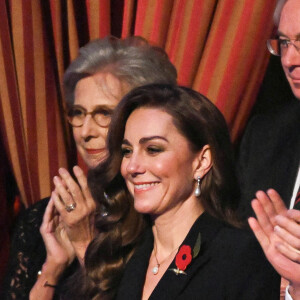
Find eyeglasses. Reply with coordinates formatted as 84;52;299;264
267;38;300;56
66;106;113;127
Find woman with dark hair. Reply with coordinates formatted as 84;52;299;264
3;37;177;300
85;84;280;299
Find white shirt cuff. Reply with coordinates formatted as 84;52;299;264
286;285;293;300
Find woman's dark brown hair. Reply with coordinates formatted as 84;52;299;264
77;84;240;299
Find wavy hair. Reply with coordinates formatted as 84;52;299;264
61;37;176;299
84;84;240;299
63;36;177;108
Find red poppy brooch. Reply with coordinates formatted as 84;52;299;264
169;232;201;275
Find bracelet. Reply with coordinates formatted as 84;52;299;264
37;270;58;288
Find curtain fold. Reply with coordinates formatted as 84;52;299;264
165;0;217;87
128;0;276;141
0;0;277;288
0;0;69;207
192;0;276;139
0;0;276;207
86;0;110;40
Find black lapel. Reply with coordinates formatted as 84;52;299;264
275;100;300;204
149;213;223;300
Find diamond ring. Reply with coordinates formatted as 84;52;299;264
65;202;77;212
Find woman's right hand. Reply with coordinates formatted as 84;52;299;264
40;197;76;277
29;198;75;300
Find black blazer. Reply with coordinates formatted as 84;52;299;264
116;213;279;300
237;100;300;219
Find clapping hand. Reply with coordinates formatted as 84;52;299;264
40;198;75;280
248;189;300;299
51;166;96;265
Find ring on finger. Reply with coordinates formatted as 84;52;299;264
65;202;77;213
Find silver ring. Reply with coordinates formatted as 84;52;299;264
65;202;77;212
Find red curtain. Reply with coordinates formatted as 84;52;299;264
0;0;276;286
0;0;276;207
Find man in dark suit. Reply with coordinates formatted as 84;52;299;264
237;0;300;219
238;0;300;298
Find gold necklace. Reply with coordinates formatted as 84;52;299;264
152;244;179;275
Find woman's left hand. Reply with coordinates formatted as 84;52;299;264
52;166;96;265
248;189;300;298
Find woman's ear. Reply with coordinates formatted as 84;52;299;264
193;145;212;179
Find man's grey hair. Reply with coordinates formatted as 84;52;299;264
273;0;287;26
63;36;177;107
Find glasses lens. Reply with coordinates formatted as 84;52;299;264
67;107;86;127
93;109;112;127
267;39;281;56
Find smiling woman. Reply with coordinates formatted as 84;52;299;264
120;107;208;217
2;37;177;300
87;84;280;299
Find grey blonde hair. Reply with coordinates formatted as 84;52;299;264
273;0;287;26
63;36;177;107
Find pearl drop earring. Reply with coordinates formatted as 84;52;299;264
194;176;201;197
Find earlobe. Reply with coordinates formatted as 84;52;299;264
193;145;212;179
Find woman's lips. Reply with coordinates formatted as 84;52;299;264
133;182;160;193
85;148;105;155
289;71;300;82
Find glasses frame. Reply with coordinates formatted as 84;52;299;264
66;106;113;128
267;38;300;57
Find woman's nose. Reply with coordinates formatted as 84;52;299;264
80;115;100;139
126;153;145;176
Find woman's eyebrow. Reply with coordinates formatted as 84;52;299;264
122;136;168;146
122;139;131;146
139;136;168;144
72;104;116;110
93;104;116;110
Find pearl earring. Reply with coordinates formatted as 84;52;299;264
194;176;201;197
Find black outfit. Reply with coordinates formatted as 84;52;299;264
116;212;280;300
237;99;300;219
2;197;77;300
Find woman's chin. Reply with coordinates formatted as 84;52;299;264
134;202;156;215
84;155;107;169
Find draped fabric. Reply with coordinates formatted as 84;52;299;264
0;0;276;283
0;0;276;208
131;0;276;139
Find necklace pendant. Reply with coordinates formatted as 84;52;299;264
152;265;159;275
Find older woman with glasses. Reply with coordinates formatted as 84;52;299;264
2;36;176;300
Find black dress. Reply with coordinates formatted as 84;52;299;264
2;197;77;300
116;212;280;300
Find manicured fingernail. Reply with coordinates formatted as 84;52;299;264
274;225;280;232
73;165;82;175
59;168;68;175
